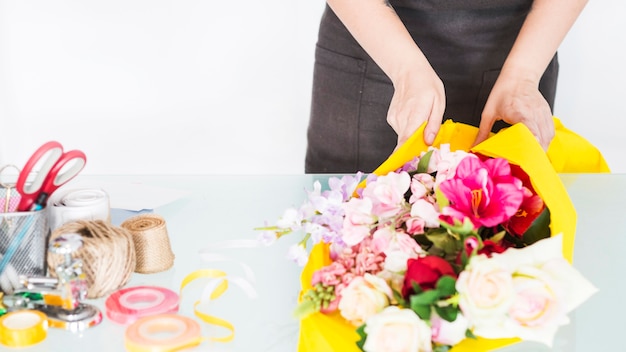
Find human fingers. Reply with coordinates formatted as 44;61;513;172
393;107;429;147
422;95;444;145
387;92;433;147
387;67;445;148
532;109;555;151
473;114;496;148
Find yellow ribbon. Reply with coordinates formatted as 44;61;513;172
0;310;48;348
179;269;235;343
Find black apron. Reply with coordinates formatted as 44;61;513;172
305;0;558;173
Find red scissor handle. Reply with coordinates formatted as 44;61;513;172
39;149;86;198
16;141;86;212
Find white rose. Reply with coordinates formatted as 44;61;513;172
384;250;413;273
504;268;566;346
457;234;597;346
456;255;515;336
492;235;596;347
363;306;432;352
430;311;469;346
338;274;391;326
376;270;405;298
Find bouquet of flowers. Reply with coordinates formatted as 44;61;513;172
258;121;599;352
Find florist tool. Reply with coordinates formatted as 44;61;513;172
0;141;85;283
2;234;102;332
16;141;86;212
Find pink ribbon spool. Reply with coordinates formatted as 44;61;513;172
124;314;202;352
105;286;179;325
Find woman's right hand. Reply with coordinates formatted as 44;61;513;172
387;65;446;149
327;0;446;149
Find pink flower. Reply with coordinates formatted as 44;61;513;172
439;157;524;228
361;172;411;218
372;227;419;256
409;173;434;202
332;237;386;295
405;217;426;235
429;146;475;187
342;197;376;246
410;198;440;229
311;262;347;287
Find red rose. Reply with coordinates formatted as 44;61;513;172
402;256;457;298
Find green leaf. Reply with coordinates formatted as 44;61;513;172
356;324;367;351
411;289;440;305
417;150;434;174
411;281;424;296
409;290;436;320
435;186;449;210
439;217;477;237
503;232;525;248
425;229;461;255
435;276;457;297
486;229;506;244
392;288;407;307
434;305;459;323
522;206;551;245
433;345;452;352
465;329;477;339
413;234;434;250
292;299;317;319
411;302;432;320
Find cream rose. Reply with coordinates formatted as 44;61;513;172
363;306;432;352
504;269;566;346
496;235;595;347
456;254;515;334
457;234;597;346
338;274;391;326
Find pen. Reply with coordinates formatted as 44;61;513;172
29;193;49;212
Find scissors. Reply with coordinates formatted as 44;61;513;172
16;141;87;212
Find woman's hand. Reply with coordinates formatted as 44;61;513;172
474;0;588;151
326;0;446;150
474;72;555;151
387;65;446;149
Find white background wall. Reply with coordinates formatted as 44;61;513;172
0;0;624;175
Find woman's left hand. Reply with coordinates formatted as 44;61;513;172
474;72;555;151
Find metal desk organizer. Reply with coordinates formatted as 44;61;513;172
2;233;102;331
0;208;49;294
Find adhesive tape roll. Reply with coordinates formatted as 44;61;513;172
49;188;110;231
124;314;203;352
106;286;180;325
0;310;48;347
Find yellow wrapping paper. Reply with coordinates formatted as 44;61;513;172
298;117;609;352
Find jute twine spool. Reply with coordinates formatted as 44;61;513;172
120;214;175;274
47;220;136;299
